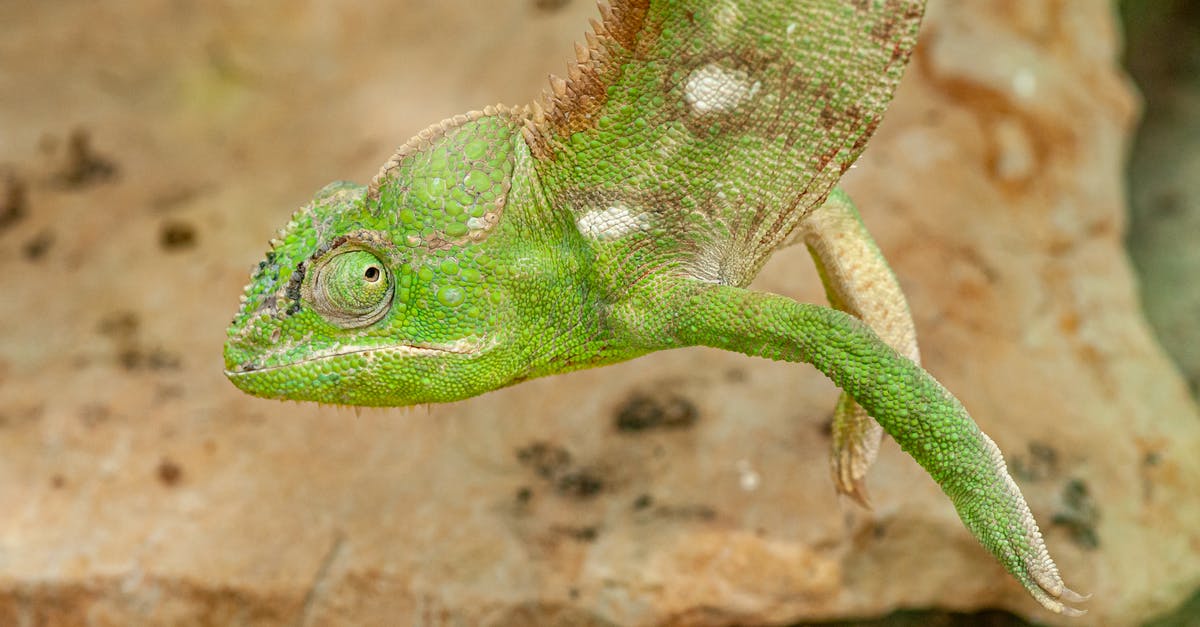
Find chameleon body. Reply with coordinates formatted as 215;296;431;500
224;0;1086;615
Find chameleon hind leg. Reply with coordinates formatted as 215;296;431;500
798;187;921;506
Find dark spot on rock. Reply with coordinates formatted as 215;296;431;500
556;469;604;499
553;524;598;542
160;220;197;251
818;413;834;439
614;391;698;432
52;128;118;189
517;441;572;479
532;0;570;12
516;486;533;504
151;184;211;212
79;404;110;428
98;313;180;370
98;311;139;338
517;441;606;501
568;587;580;600
632;493;654;510
22;229;53;260
155;384;185;402
146;348;182;370
0;171;28;232
1011;441;1059;482
118;348;143;370
654;503;717;521
50;474;65;489
724;368;746;383
115;346;179;371
157;458;183;487
1052;478;1100;550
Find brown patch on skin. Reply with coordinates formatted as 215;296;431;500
870;0;905;44
52;129;118;189
0;170;28;232
157;458;184;487
528;0;653;156
160;220;197;251
50;475;66;490
819;104;839;131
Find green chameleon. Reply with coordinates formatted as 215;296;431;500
224;0;1086;616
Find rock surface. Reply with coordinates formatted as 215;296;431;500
1;1;1198;625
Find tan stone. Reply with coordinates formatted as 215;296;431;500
0;1;1197;625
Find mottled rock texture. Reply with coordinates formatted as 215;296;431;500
1;1;1197;625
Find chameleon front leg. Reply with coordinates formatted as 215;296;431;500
798;188;921;506
624;279;1086;615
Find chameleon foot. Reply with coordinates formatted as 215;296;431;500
830;392;881;508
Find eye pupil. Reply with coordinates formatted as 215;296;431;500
364;266;380;282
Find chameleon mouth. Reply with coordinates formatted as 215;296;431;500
223;340;482;377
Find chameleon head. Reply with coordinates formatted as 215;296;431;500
223;181;518;406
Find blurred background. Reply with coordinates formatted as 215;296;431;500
1;1;1197;625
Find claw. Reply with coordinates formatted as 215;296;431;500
1058;586;1092;604
1035;580;1089;616
838;475;872;509
832;445;873;508
829;396;880;510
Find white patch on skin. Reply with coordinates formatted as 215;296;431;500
684;63;761;115
576;203;650;241
713;2;741;30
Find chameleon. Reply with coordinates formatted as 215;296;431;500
223;0;1087;616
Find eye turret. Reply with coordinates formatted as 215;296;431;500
309;249;393;328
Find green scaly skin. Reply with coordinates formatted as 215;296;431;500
224;0;1086;615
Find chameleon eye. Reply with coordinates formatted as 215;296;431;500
310;250;393;328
